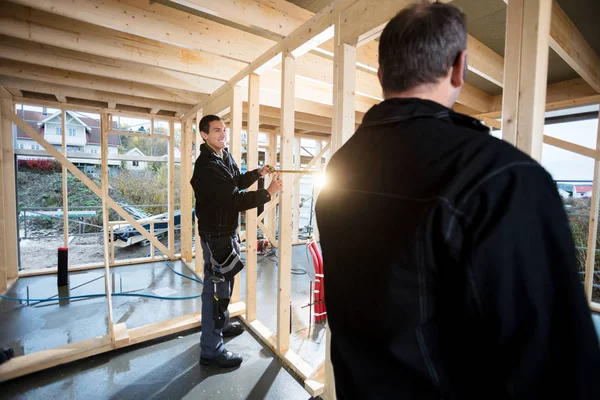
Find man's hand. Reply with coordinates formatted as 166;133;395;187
259;165;275;176
267;173;283;196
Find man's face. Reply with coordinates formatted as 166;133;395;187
201;120;228;151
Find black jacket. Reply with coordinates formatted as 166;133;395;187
191;143;270;236
315;98;600;400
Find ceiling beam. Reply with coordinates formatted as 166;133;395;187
474;78;600;119
0;59;204;104
0;5;247;81
0;36;225;94
55;95;67;103
548;0;600;93
0;76;192;113
8;0;275;64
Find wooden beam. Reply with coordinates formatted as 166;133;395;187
0;60;203;105
9;113;175;257
101;113;116;345
246;73;260;322
180;120;194;263
55;95;67;103
0;88;8;291
230;85;243;304
332;17;357;152
585;113;600;302
107;101;116;110
10;0;274;64
542;135;596;159
183;0;358;119
277;53;295;353
5;88;23;98
0;4;246;82
548;0;600;93
61;110;68;248
502;0;552;161
268;133;278;238
0;302;246;382
168;121;176;256
0;37;225;95
467;36;505;88
293;137;301;242
0;76;191;114
0;94;18;280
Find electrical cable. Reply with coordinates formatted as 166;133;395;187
0;257;204;304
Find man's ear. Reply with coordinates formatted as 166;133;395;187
200;131;209;141
377;68;383;87
450;50;467;88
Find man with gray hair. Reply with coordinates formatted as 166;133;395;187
316;3;600;399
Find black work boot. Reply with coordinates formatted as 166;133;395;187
222;321;244;338
200;350;243;368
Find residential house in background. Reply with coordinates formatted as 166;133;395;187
574;185;593;198
124;147;147;170
15;108;121;174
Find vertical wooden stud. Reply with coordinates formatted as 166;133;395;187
246;73;260;321
230;85;243;304
0;88;7;291
269;133;278;238
62;110;69;248
293;137;301;242
278;53;295;353
584;113;600;303
181;120;194;263
1;88;17;280
101;113;115;345
168;120;175;254
195;111;204;276
502;0;552;161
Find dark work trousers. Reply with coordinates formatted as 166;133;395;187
199;235;238;359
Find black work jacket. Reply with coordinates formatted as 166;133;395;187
191;143;270;236
315;98;600;400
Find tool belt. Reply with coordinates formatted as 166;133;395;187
203;235;244;281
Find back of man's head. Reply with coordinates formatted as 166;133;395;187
199;115;222;134
378;3;467;96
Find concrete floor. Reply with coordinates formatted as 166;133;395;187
0;245;323;399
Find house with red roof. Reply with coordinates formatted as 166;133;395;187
15;108;121;174
574;185;593;197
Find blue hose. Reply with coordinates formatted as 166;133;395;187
0;258;204;303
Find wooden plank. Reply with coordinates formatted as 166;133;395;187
168;121;176;254
10;0;273;64
230;86;243;305
332;18;357;153
277;54;295;353
502;0;552;161
312;139;324;242
101;113;115;345
0;76;191;115
9;113;174;258
269;134;279;239
19;256;171;277
501;0;524;146
239;316;315;380
180;120;194;263
543;135;597;159
0;5;246;82
584;113;600;302
0;303;246;382
113;322;130;348
128;301;246;345
293;137;301;242
0;38;225;94
182;0;358;119
0;96;18;280
246;73;260;322
0;88;7;292
467;35;504;88
61;110;68;248
0;61;203;105
548;0;600;93
194;111;204;276
0;335;113;382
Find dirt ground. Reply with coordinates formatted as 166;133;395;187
19;231;181;271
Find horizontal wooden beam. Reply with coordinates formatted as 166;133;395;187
543;135;597;159
0;60;204;105
9;0;274;64
0;76;191;114
0;37;225;95
183;0;358;119
0;302;246;382
0;5;247;81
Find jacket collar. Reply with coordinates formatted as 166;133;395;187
200;142;230;159
361;98;490;133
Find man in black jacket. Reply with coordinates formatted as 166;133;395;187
191;115;281;368
315;3;600;399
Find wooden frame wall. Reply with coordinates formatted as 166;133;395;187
1;0;600;394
